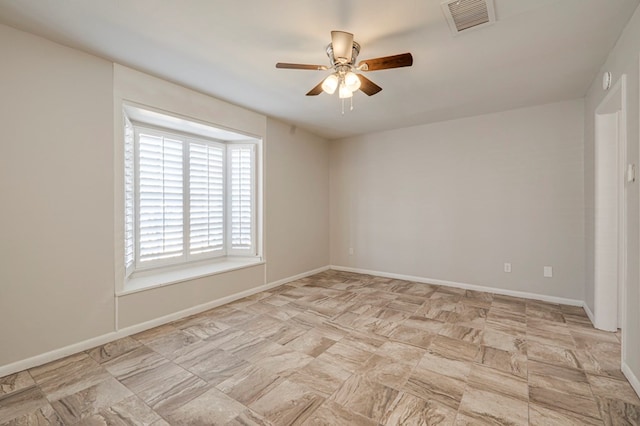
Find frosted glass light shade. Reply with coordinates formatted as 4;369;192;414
322;74;339;94
338;83;353;99
344;72;361;92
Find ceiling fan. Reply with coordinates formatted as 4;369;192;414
276;30;413;104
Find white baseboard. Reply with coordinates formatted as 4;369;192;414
0;265;330;378
0;330;126;379
330;265;584;306
622;362;640;398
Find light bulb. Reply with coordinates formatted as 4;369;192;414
344;71;361;92
339;83;353;99
321;74;339;94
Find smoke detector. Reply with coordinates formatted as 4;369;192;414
441;0;496;36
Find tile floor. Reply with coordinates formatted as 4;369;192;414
1;270;639;425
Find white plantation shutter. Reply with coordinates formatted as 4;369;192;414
124;114;135;274
229;145;255;253
137;131;184;263
124;109;259;276
189;142;225;255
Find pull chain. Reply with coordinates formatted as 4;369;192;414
340;98;354;114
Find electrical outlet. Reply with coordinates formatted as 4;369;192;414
348;248;354;255
504;263;511;273
544;266;553;278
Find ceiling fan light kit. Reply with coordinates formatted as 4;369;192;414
276;30;413;113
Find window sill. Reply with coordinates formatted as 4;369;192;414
118;257;264;296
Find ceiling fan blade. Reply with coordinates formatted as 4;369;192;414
306;80;324;96
331;30;354;62
358;75;382;96
358;53;413;71
276;63;328;71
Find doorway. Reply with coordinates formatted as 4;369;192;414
593;74;627;332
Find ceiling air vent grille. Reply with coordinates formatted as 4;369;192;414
441;0;496;35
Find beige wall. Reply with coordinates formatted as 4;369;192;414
0;24;331;370
0;25;115;365
265;119;330;283
118;265;265;327
330;100;585;301
584;5;640;390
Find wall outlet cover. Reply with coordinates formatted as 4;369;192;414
544;266;553;278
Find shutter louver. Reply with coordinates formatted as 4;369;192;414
138;133;184;263
124;115;135;272
189;142;225;255
230;146;254;252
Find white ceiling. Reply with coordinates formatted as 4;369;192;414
0;0;638;139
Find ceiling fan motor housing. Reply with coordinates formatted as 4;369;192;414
326;41;361;67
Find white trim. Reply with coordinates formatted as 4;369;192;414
593;74;627;332
622;362;640;398
330;265;584;306
0;331;126;379
120;258;264;296
618;75;627;334
0;265;329;377
583;301;596;326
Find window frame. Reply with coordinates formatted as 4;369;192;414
125;115;258;278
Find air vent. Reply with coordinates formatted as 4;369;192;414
441;0;496;35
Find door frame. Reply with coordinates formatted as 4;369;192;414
593;74;627;336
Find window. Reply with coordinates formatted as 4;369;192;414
123;108;258;278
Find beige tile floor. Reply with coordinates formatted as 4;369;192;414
1;270;639;425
